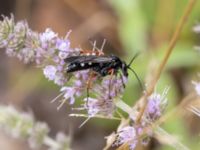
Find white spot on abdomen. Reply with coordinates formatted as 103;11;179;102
81;63;85;67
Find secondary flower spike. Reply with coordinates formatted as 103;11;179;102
144;88;168;121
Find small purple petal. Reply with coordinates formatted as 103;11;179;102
54;73;65;86
60;87;76;104
40;28;57;43
56;39;70;51
84;97;115;117
43;65;57;81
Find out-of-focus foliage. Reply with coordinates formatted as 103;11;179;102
109;0;147;52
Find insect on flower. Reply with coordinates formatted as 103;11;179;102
64;40;143;91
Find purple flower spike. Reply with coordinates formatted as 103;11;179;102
114;126;137;150
145;88;168;121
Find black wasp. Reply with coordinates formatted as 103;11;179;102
65;55;127;76
64;52;143;89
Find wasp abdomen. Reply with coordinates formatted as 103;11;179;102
66;62;97;73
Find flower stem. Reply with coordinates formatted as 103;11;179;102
135;0;197;124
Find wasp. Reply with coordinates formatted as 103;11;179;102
64;52;143;89
64;40;143;100
65;55;127;76
65;40;140;78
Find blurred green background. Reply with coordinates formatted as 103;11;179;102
0;0;200;149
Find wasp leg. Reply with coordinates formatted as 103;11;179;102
66;73;73;81
86;71;96;104
108;69;114;99
86;75;92;103
86;87;89;107
119;73;126;88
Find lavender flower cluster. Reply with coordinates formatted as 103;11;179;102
0;105;71;150
0;14;125;118
113;88;168;149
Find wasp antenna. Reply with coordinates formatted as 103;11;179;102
128;52;140;67
100;39;106;52
128;67;144;91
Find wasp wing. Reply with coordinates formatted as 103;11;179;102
64;56;113;64
65;56;113;73
64;56;82;63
